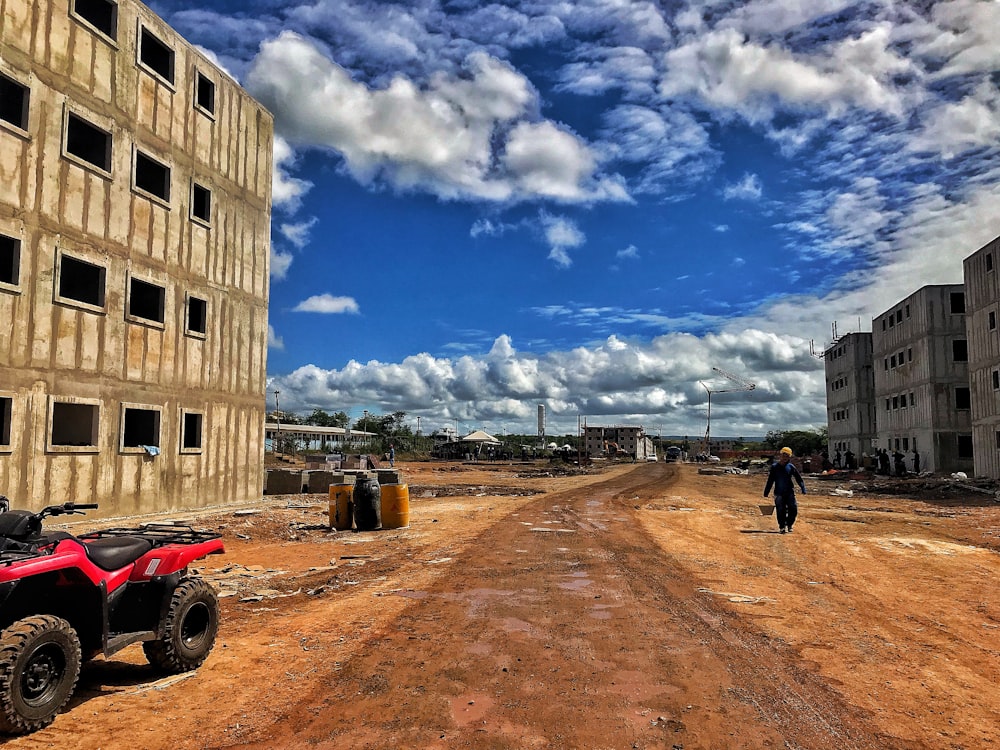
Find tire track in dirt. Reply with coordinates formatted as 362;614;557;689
228;464;900;750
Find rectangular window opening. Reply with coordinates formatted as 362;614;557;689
191;183;211;222
139;27;174;83
0;234;20;286
134;150;170;201
896;310;902;324
988;253;995;273
182;412;203;450
186;295;207;335
122;407;160;448
0;74;29;130
0;396;11;446
128;277;165;324
72;0;117;38
956;387;971;410
990;311;997;331
953;339;968;362
951;292;966;314
195;72;215;114
51;402;98;447
902;437;909;451
65;113;111;171
958;435;973;459
993;370;1000;390
58;254;106;308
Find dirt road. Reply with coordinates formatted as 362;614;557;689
7;461;1000;749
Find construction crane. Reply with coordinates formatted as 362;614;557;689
699;366;756;457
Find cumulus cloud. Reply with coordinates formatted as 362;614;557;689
909;81;1000;159
292;294;361;314
267;331;825;435
280;217;318;249
540;213;586;268
272;136;312;211
246;32;627;203
270;247;294;280
268;324;284;350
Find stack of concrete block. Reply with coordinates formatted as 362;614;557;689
305;470;338;494
264;469;304;495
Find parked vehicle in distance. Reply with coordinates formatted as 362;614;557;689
665;447;682;462
646;453;658;462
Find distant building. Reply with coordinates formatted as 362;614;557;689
872;285;972;474
0;0;273;514
584;425;654;460
824;332;876;460
264;424;373;452
963;235;1000;478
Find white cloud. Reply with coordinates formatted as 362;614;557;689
723;173;763;201
271;136;313;211
616;245;639;260
292;294;361;314
280;217;319;249
268;324;284;350
660;26;913;123
540;213;586;268
246;33;627;203
909;81;1000;159
270;247;294;280
714;224;729;232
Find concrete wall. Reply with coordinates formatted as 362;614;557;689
964;234;1000;478
872;285;972;474
825;331;876;459
0;0;273;514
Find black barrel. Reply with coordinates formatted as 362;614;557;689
353;476;382;531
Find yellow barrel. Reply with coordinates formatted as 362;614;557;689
329;483;354;530
380;483;410;529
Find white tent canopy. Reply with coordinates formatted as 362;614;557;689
461;430;501;444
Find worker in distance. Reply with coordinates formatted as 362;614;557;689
763;447;807;534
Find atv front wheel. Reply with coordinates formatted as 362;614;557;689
143;578;219;673
0;615;82;734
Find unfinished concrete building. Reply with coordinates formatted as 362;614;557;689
823;331;876;461
584;425;653;460
872;285;972;474
963;234;1000;479
0;0;273;514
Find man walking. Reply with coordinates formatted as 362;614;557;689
763;447;807;534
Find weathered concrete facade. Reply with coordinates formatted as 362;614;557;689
0;0;273;514
963;234;1000;479
872;285;972;474
824;331;876;460
584;425;653;459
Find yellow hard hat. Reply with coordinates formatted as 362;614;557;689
779;447;793;456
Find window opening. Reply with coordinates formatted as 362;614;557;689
0;396;11;446
953;339;968;362
182;412;203;450
51;402;98;447
896;310;902;324
72;0;117;38
958;435;973;459
186;295;207;334
988;253;995;273
58;254;105;308
909;392;914;406
139;28;174;83
191;183;211;222
993;370;1000;390
0;234;20;286
128;277;165;323
991;311;997;331
195;72;215;114
65;113;111;171
122;407;160;448
951;292;966;314
0;74;29;130
134;151;170;201
902;437;908;451
956;387;971;410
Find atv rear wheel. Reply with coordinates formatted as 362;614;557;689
0;615;82;734
143;578;219;673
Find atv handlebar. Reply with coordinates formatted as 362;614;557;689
41;503;99;518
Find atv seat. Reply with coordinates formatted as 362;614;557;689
83;536;154;570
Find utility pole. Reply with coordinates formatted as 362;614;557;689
699;367;755;458
273;389;280;457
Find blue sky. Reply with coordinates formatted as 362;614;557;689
151;0;1000;438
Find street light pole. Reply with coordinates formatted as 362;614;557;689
273;389;281;456
363;409;368;448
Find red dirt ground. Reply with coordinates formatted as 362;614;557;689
6;460;1000;749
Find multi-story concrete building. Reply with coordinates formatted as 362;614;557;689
824;332;876;461
584;425;653;459
872;285;972;474
963;234;1000;479
0;0;273;515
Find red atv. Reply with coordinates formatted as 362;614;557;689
0;496;224;734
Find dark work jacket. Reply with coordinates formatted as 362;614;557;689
764;461;806;498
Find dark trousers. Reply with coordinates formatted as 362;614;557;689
774;493;798;529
